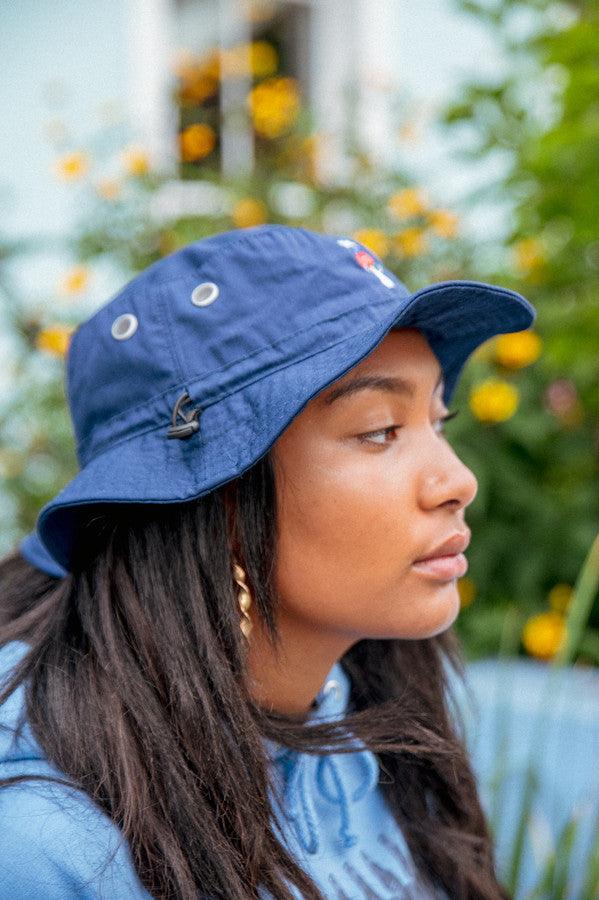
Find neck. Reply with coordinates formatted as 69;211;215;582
246;610;356;717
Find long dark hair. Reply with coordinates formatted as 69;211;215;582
0;451;507;899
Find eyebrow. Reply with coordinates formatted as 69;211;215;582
320;371;445;407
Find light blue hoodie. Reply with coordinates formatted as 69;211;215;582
0;639;444;899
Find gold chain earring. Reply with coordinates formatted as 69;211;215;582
232;560;253;640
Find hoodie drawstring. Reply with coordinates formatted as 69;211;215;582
280;735;380;855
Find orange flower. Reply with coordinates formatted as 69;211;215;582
59;266;89;296
36;325;75;357
427;209;459;238
95;179;121;201
512;237;545;274
469;379;519;423
121;145;150;176
249;40;278;78
232;197;268;228
53;151;90;181
393;227;428;257
457;576;476;609
522;611;566;660
180;123;217;162
352;229;390;259
247;77;300;138
387;187;428;220
494;330;542;369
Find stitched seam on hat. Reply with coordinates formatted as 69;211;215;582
155;281;185;383
78;300;521;465
75;292;401;457
78;314;402;464
76;285;528;460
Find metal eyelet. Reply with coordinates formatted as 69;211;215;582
111;313;138;340
191;281;219;307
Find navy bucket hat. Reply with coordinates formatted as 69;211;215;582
19;530;67;579
36;224;536;571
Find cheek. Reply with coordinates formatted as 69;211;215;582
272;439;417;621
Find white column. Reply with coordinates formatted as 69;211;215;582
354;0;400;168
124;0;179;174
216;0;255;178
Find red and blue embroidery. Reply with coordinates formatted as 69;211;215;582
336;238;396;289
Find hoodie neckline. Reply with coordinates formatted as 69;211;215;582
264;660;380;856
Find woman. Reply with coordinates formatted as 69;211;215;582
0;224;536;899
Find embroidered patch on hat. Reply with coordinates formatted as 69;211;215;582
354;249;396;289
336;237;396;289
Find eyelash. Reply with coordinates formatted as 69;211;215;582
357;409;460;445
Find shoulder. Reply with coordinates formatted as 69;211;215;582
0;769;152;898
0;641;150;898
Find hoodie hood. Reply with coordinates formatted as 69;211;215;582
0;640;44;765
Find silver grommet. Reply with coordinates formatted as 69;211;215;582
191;281;219;307
111;313;138;341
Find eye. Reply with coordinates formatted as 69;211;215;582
436;409;459;433
357;409;460;446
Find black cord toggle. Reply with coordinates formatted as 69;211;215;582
166;391;203;440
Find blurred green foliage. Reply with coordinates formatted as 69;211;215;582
440;0;599;662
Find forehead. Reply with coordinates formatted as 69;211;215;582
316;328;443;407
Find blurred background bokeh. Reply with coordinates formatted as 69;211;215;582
1;2;598;895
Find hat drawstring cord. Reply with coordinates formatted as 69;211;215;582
166;391;203;440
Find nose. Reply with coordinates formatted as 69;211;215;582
418;441;478;513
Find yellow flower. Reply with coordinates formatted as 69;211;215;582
393;227;428;257
121;146;150;176
232;197;268;228
469;379;519;423
387;187;428;220
95;178;121;201
522;611;566;660
180;123;217;162
494;330;542;369
247;76;300;138
182;74;219;104
36;325;75;357
219;41;278;79
250;40;278;78
512;237;545;274
548;583;573;614
59;266;89;295
53;151;90;181
175;48;220;102
427;209;459;238
457;576;476;609
352;229;390;259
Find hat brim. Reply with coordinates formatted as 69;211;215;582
19;531;68;579
38;280;536;570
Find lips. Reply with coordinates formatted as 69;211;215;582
412;531;471;582
413;530;471;563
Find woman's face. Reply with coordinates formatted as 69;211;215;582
270;327;478;642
